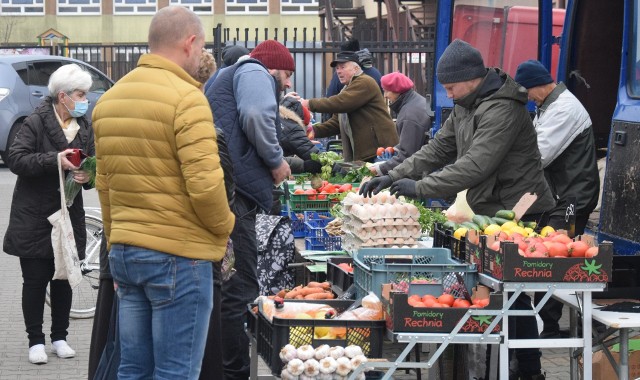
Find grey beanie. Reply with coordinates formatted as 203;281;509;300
436;39;486;84
222;45;249;67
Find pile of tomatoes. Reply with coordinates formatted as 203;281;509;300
292;181;355;200
488;231;599;258
407;293;490;308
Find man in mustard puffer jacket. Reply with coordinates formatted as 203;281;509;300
92;6;234;379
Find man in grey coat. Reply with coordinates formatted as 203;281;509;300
361;39;553;380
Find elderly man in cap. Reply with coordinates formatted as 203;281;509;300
369;71;432;175
361;39;554;380
205;39;293;379
515;59;599;340
301;51;398;162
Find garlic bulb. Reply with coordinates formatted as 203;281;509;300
335;356;353;376
280;368;298;380
279;344;297;363
303;358;321;377
298;375;314;380
318;356;337;374
287;358;305;376
329;346;345;359
316;374;333;380
314;344;331;360
344;345;364;359
350;354;368;371
296;345;315;361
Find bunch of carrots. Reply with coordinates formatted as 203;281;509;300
275;281;335;300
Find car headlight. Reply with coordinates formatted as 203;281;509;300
0;88;9;103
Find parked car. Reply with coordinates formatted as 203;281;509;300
0;55;114;164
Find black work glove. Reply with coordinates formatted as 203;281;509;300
359;175;393;197
389;178;418;198
332;163;348;176
303;159;323;174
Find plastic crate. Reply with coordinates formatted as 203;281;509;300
433;223;466;262
326;257;354;296
281;210;305;238
303;210;333;222
304;219;333;238
353;247;476;299
289;193;339;211
255;299;385;375
305;235;343;251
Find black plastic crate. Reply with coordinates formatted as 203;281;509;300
326;257;354;296
255;299;385;375
433;223;466;262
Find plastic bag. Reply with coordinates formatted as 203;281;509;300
335;292;383;321
257;296;335;321
444;190;475;223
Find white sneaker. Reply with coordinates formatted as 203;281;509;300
29;344;48;364
51;340;76;358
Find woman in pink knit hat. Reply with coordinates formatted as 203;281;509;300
370;71;433;175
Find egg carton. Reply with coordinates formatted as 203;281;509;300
348;226;422;241
346;203;420;221
342;191;399;206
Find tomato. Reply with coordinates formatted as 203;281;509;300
489;241;501;251
385;146;395;155
376;147;385;156
527;242;549;258
437;294;455;307
422;298;436;307
293;189;305;195
421;294;437;304
453;299;471;308
408;295;422;306
568;241;589;258
317;194;327;200
338;184;353;193
585;246;599;258
548;242;569;257
552;233;573;245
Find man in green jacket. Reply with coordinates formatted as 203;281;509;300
361;39;553;380
301;51;398;162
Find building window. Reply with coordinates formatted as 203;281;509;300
0;0;44;15
57;0;101;15
170;0;212;14
114;0;156;14
225;0;267;15
280;0;318;14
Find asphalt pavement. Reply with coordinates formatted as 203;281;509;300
0;163;574;379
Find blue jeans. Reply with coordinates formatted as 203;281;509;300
109;244;213;380
221;194;258;379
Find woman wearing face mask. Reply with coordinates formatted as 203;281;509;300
3;63;94;365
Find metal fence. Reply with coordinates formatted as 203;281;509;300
2;25;436;99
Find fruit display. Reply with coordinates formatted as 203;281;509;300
292;181;355;200
340;191;422;252
279;344;370;379
406;293;489;308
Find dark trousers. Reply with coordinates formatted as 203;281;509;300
199;263;224;380
88;278;115;379
19;257;72;347
533;213;589;333
221;194;258;380
510;293;542;375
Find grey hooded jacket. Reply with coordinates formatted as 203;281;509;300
388;68;556;216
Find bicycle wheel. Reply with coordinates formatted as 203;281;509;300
46;214;103;319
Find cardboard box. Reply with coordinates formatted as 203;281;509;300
381;283;502;334
483;235;613;282
582;338;640;379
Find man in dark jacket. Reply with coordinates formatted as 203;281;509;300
370;72;432;175
515;59;600;339
302;51;398;162
361;39;554;380
205;39;293;380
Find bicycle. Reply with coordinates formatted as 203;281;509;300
45;210;103;319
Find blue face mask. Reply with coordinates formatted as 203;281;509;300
63;93;89;118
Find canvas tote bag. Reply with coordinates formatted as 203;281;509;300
48;152;83;288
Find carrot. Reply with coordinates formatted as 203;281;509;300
284;285;303;299
307;281;331;290
304;292;335;299
275;289;287;298
294;295;304;299
299;287;325;296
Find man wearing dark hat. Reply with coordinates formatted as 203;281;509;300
301;51;398;162
325;39;383;98
361;39;554;380
204;39;293;379
515;59;599;339
369;71;432;175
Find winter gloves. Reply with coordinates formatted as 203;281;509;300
389;178;417;198
359;176;418;199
